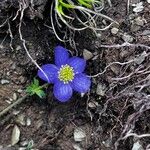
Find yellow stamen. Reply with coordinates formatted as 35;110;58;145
58;64;74;84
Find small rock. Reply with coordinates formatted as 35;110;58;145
73;144;83;150
88;101;98;108
122;33;134;43
20;140;28;146
13;93;17;101
141;30;150;36
18;147;26;150
11;125;20;145
16;45;22;51
96;83;106;96
9;98;13;102
16;114;26;126
6;71;10;76
132;141;144;150
17;89;23;93
6;100;11;104
96;33;101;38
129;13;137;20
134;51;147;64
0;145;3;149
102;138;112;148
120;50;129;58
10;63;16;70
111;27;119;35
1;79;10;85
12;110;20;115
135;17;144;26
74;128;86;142
131;24;141;32
132;2;144;13
81;93;85;97
0;45;4;49
26;118;31;126
83;49;93;60
147;0;150;3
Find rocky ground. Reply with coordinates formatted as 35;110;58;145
0;0;150;150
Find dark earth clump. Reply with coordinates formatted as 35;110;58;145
0;0;150;149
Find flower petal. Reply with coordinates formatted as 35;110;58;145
38;64;58;83
55;46;69;67
67;57;86;74
53;81;73;102
71;73;91;93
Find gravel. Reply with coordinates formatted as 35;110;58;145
1;79;10;84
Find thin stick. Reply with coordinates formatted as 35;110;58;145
0;95;28;118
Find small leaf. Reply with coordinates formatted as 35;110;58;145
36;89;46;98
33;78;39;86
26;78;46;98
78;0;92;8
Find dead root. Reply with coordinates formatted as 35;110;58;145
87;42;150;149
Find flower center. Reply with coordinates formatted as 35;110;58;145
58;64;75;84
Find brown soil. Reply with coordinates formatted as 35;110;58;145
0;0;150;150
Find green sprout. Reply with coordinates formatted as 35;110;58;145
51;0;116;42
26;78;46;98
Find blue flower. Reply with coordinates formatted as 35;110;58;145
38;46;91;102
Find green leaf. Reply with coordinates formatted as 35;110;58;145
36;89;46;98
78;0;93;8
26;78;46;98
59;0;75;9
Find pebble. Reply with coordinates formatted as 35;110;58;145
0;145;3;149
131;24;141;32
96;33;101;38
26;118;31;126
96;83;106;96
111;27;119;35
6;100;11;104
13;93;17;101
141;30;150;36
9;98;13;102
74;128;86;142
11;125;20;145
1;79;10;85
88;101;98;108
10;63;16;70
18;147;26;150
135;17;145;26
12;110;20;115
102;138;112;148
134;51;147;65
147;0;150;3
20;140;28;146
16;45;22;51
16;114;26;126
73;144;83;150
17;89;23;93
132;2;144;13
132;141;144;150
122;33;134;43
83;49;93;60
